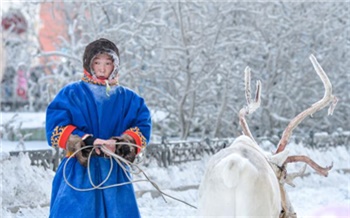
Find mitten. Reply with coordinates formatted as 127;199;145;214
111;135;136;163
66;134;88;167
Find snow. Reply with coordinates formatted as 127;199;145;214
0;113;349;217
1;112;46;130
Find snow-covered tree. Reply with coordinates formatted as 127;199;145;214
6;1;349;141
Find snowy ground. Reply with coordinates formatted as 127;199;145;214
1;112;349;217
1;139;349;218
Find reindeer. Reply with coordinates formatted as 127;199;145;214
197;54;337;218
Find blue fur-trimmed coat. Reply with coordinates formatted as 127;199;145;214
46;73;152;218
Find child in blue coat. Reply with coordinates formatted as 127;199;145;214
46;38;152;218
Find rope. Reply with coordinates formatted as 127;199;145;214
63;142;197;209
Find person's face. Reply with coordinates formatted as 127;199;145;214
91;53;114;79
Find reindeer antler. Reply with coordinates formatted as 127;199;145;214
238;67;261;144
276;54;338;154
284;155;333;177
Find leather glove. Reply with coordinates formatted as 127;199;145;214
66;134;88;167
111;134;136;163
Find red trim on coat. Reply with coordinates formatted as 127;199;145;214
58;125;77;149
124;130;142;154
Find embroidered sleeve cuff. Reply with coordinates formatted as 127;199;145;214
123;127;147;154
50;125;77;149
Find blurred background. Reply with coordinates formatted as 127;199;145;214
1;1;349;141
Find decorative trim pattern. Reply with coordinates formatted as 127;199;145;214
124;127;147;153
81;70;118;86
50;125;76;149
51;126;63;148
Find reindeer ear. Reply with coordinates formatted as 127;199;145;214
220;154;252;189
269;149;289;166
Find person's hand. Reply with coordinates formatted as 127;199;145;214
111;135;136;163
93;138;116;156
66;134;88;167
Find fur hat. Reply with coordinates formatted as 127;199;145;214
83;38;120;79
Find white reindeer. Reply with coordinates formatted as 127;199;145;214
198;54;337;218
